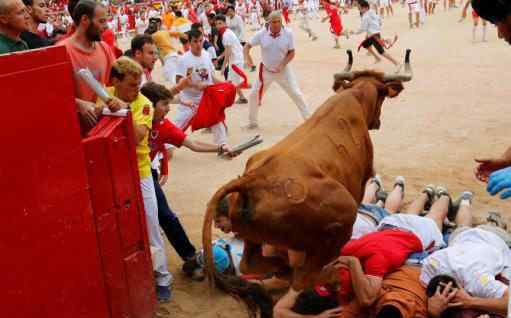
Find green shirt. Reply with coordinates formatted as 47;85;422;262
0;33;29;55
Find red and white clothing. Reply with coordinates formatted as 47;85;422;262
247;26;311;125
324;2;343;37
149;119;187;176
174;50;227;145
220;28;247;86
338;229;423;303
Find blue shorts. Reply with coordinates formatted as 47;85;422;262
358;204;390;224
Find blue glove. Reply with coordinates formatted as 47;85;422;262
487;167;511;199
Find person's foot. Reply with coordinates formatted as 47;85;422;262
156;285;171;303
435;185;449;199
201;127;212;134
486;211;507;230
373;57;382;64
450;191;473;221
241;123;259;130
394;176;405;196
422;184;436;211
333;43;341;49
236;97;248;104
311;35;318;41
371;175;388;203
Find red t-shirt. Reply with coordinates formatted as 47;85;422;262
338;229;422;302
149;119;187;175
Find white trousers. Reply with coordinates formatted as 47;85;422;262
162;53;178;85
140;176;172;287
248;66;311;125
173;104;227;145
299;11;316;37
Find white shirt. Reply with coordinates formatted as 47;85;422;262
227;15;245;41
378;214;446;251
176;50;215;104
222;28;244;65
200;12;211;35
421;228;511;299
249;27;295;71
135;17;147;34
357;9;381;36
120;14;128;25
351;214;377;239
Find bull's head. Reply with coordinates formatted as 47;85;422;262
332;49;413;130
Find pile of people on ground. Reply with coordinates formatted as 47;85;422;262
189;174;511;318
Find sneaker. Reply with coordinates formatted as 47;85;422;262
241;123;259;130
156;285;171;303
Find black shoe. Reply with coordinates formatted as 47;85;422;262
156;285;171;303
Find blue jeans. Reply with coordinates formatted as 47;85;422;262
152;169;196;261
358;204;390;224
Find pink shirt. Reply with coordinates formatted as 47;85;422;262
60;38;115;102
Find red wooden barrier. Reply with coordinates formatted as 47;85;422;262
0;46;155;318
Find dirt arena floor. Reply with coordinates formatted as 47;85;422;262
119;5;511;317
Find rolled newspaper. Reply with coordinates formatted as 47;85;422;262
76;68;128;117
76;68;111;102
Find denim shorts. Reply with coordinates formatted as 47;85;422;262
358;204;391;224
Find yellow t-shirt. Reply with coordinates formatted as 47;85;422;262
103;87;154;179
162;12;174;30
152;30;177;59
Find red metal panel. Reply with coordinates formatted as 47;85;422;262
0;47;110;318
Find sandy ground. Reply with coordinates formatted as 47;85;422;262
121;5;511;317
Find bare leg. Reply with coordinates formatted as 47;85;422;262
367;46;382;63
384;176;404;214
455;199;472;227
381;52;399;65
406;193;429;215
362;177;380;204
426;195;449;231
415;12;420;27
236;87;247;102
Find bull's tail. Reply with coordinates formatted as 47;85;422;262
202;175;272;317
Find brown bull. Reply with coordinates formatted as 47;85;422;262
202;50;413;317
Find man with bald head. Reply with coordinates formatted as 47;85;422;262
244;10;311;129
0;0;29;54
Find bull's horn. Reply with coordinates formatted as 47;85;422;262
382;49;413;82
334;50;354;81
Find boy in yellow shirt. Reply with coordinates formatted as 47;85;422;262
103;57;172;302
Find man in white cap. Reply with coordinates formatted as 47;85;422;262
243;10;311;129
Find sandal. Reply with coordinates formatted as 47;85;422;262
486;211;507;230
422;184;436;211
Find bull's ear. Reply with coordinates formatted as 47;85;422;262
384;81;404;98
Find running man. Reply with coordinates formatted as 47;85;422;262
244;11;311;129
351;0;400;67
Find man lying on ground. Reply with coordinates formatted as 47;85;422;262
422;200;511;318
276;194;511;318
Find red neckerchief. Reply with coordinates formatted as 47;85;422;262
269;28;280;38
218;26;227;36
